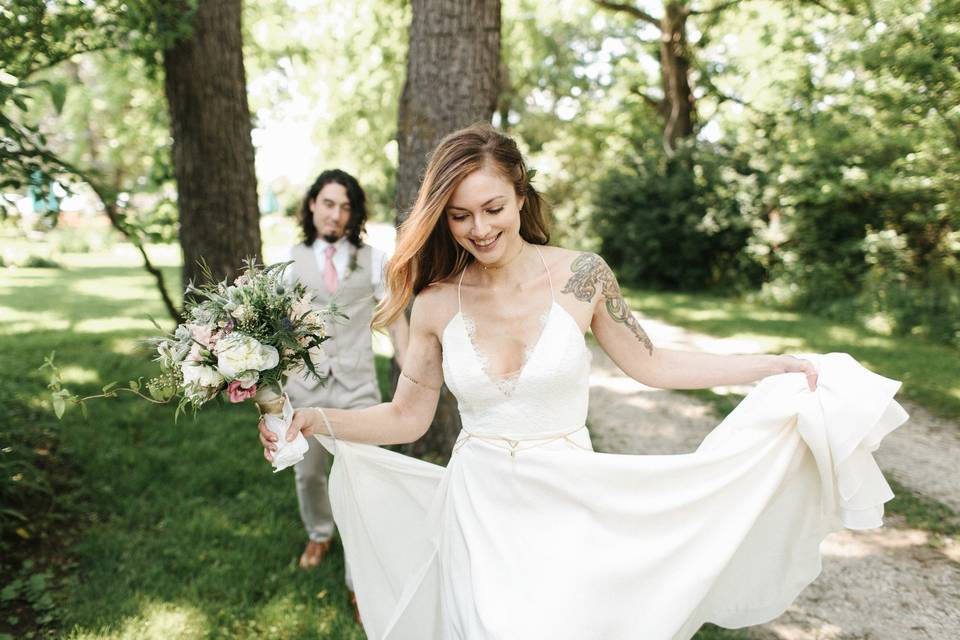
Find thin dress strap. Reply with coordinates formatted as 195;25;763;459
457;267;466;313
534;246;555;302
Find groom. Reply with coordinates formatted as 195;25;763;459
284;169;408;572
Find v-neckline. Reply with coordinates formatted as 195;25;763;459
450;245;557;397
459;301;555;396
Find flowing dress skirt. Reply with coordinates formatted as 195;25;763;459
315;353;908;640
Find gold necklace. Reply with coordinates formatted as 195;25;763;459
480;240;526;271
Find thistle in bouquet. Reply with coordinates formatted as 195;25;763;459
43;259;341;471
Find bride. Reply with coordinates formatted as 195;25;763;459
258;123;907;639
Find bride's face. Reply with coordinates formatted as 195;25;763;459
445;166;524;267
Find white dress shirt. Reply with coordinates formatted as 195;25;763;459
286;237;388;301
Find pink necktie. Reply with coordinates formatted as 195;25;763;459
323;245;339;294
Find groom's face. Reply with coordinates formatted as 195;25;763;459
310;182;351;243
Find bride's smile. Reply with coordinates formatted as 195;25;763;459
445;165;525;267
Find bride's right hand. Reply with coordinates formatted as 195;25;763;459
258;408;317;463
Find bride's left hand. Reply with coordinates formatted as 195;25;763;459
258;408;316;463
780;355;818;391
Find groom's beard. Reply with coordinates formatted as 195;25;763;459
322;233;342;244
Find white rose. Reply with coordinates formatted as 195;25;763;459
235;370;259;389
180;362;224;395
231;303;254;322
290;293;315;320
216;333;280;378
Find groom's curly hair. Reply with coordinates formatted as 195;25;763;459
300;169;367;248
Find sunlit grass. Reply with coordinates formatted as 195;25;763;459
56;364;102;385
66;601;209;640
625;288;960;421
1;238;365;639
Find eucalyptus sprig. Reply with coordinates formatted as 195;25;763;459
40;351;173;420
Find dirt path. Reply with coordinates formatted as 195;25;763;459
585;316;960;640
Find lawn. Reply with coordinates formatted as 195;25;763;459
624;288;960;422
1;241;364;639
2;236;774;640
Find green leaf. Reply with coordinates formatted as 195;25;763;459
79;401;89;420
47;81;68;114
52;395;65;419
1;581;21;602
129;379;140;392
102;381;118;393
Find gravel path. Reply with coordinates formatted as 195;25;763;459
585;316;960;640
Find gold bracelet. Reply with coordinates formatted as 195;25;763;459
400;370;441;391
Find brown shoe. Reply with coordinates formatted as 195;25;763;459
349;590;362;625
298;539;332;569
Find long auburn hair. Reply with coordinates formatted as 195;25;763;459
373;123;550;328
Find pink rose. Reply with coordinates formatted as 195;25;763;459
226;379;257;403
189;323;214;347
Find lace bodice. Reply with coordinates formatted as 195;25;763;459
440;248;592;436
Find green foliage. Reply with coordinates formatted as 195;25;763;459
244;0;410;217
1;560;58;633
17;255;62;269
0;1;194;195
593;143;763;291
704;1;960;343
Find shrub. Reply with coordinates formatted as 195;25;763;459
19;255;61;269
592;146;763;291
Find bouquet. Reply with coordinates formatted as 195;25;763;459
44;259;337;472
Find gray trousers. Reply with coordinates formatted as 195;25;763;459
287;373;381;584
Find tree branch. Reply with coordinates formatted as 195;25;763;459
803;0;844;14
631;85;665;112
688;0;747;16
592;1;661;27
19;43;116;83
12;124;184;323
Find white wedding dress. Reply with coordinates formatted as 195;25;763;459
314;252;908;640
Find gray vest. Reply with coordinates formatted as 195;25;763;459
287;242;378;392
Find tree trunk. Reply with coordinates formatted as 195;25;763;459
660;1;695;155
395;0;501;461
594;1;698;156
395;0;501;219
162;0;261;290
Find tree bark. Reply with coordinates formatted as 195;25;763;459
660;2;695;155
162;0;261;290
395;0;501;219
395;0;501;461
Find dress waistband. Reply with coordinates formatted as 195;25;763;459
453;425;589;457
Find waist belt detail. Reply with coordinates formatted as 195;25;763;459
453;425;589;457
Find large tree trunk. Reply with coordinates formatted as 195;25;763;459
395;0;501;219
396;0;501;461
162;0;261;290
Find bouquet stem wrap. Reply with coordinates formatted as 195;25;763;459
254;383;309;473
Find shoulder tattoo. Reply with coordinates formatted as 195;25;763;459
560;253;653;355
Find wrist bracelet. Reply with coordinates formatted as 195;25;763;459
313;407;335;440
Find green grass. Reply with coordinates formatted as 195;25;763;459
886;478;960;538
624;288;960;421
1;243;364;639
